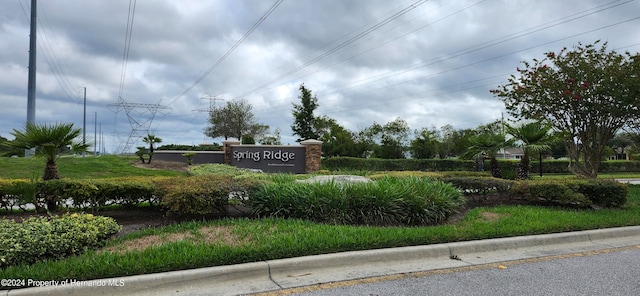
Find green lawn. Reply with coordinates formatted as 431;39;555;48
0;155;185;179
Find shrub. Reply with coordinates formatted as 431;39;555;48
575;179;628;208
512;180;591;208
511;179;628;208
159;175;265;216
0;178;44;212
159;175;232;216
0;213;121;267
250;176;465;226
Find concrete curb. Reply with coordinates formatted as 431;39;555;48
5;226;640;296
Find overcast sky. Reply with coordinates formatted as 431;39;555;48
1;0;639;153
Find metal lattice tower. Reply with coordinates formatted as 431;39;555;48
108;97;171;154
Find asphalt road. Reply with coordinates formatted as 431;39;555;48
287;246;640;296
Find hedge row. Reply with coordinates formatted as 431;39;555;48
0;176;265;215
322;157;640;174
0;177;171;212
367;171;628;208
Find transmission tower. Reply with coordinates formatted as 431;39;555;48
193;92;224;113
108;97;171;154
193;92;224;144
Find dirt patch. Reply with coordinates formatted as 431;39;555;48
480;211;509;222
100;225;247;254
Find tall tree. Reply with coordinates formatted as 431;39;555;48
318;118;358;157
291;84;320;142
506;121;557;179
409;127;441;159
5;122;89;210
365;118;410;159
492;41;640;178
205;99;268;141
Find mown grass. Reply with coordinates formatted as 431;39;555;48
0;155;185;179
1;185;639;282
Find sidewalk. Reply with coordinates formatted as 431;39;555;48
5;226;640;296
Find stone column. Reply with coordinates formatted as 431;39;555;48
300;139;323;173
223;140;241;165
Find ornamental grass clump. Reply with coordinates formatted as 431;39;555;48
251;176;465;226
0;213;121;267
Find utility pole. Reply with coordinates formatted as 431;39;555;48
99;123;103;155
25;0;37;157
94;112;97;156
83;87;86;157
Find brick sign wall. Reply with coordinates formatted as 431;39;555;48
153;140;322;174
230;145;306;173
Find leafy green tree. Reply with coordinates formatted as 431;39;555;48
5;122;89;211
291;84;320;142
410;127;441;159
441;126;478;158
205;99;269;141
259;128;283;145
506;121;557;179
319;119;358;157
142;134;162;164
492;41;640;178
367;118;410;159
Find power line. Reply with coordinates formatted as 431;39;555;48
166;0;285;107
234;0;430;99
230;0;635;119
118;0;137;100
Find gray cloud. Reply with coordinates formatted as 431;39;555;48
1;0;639;152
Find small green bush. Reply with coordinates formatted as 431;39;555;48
159;175;232;216
0;213;121;267
250;176;465;226
575;179;628;208
513;180;591;208
159;175;265;216
512;179;627;208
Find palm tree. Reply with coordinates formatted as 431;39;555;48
464;133;511;178
506;121;557;179
142;134;162;164
6;122;89;211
